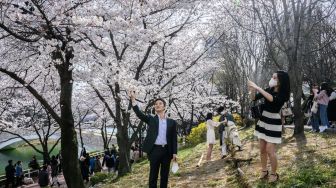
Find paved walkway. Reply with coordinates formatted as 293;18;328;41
18;174;67;188
18;165;111;188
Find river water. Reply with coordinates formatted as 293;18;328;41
0;144;60;175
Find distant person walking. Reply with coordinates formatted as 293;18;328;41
89;156;96;175
28;155;40;170
94;156;102;173
80;156;89;182
56;151;63;173
5;160;15;188
313;82;333;132
15;161;24;187
38;165;50;188
51;155;61;186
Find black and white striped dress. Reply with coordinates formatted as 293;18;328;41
254;88;285;144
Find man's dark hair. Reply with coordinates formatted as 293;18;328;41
8;160;12;164
153;98;166;106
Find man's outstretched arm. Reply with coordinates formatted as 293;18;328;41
129;90;150;124
132;104;150;124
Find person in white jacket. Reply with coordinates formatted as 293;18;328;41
205;113;226;161
221;120;242;158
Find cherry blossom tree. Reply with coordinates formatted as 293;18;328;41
62;0;237;175
0;0;240;182
0;93;61;163
0;1;94;187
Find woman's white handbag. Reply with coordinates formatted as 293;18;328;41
281;102;293;117
311;101;318;114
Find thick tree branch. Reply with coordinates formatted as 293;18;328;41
0;23;41;42
0;68;62;125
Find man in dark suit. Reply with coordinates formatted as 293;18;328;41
129;91;177;188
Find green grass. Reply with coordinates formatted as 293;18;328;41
91;172;114;186
252;131;336;188
100;127;336;188
255;164;335;188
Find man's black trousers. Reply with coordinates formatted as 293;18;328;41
148;145;171;188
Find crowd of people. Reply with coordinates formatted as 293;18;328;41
304;82;336;132
77;144;140;183
37;154;62;188
4;143;141;187
4;153;62;188
78;146;118;182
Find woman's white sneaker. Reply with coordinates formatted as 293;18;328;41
320;126;328;132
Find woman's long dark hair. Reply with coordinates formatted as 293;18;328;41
206;113;213;120
216;106;225;114
276;70;290;101
320;82;333;96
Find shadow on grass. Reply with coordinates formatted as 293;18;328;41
291;134;336;187
255;133;336;188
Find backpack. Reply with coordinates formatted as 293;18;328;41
106;156;115;168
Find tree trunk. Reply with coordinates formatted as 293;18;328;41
42;144;51;163
57;59;84;188
101;124;108;150
114;82;131;176
116;123;131;175
78;122;84;149
189;104;194;134
288;1;306;136
288;56;305;136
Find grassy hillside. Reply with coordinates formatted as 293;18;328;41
97;127;336;188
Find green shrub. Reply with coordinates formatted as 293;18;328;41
186;116;220;146
90;172;110;186
186;121;206;146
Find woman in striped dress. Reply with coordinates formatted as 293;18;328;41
248;70;290;183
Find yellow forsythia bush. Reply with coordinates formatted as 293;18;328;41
232;113;243;127
186;116;220;146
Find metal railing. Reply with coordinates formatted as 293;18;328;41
0;168;39;186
